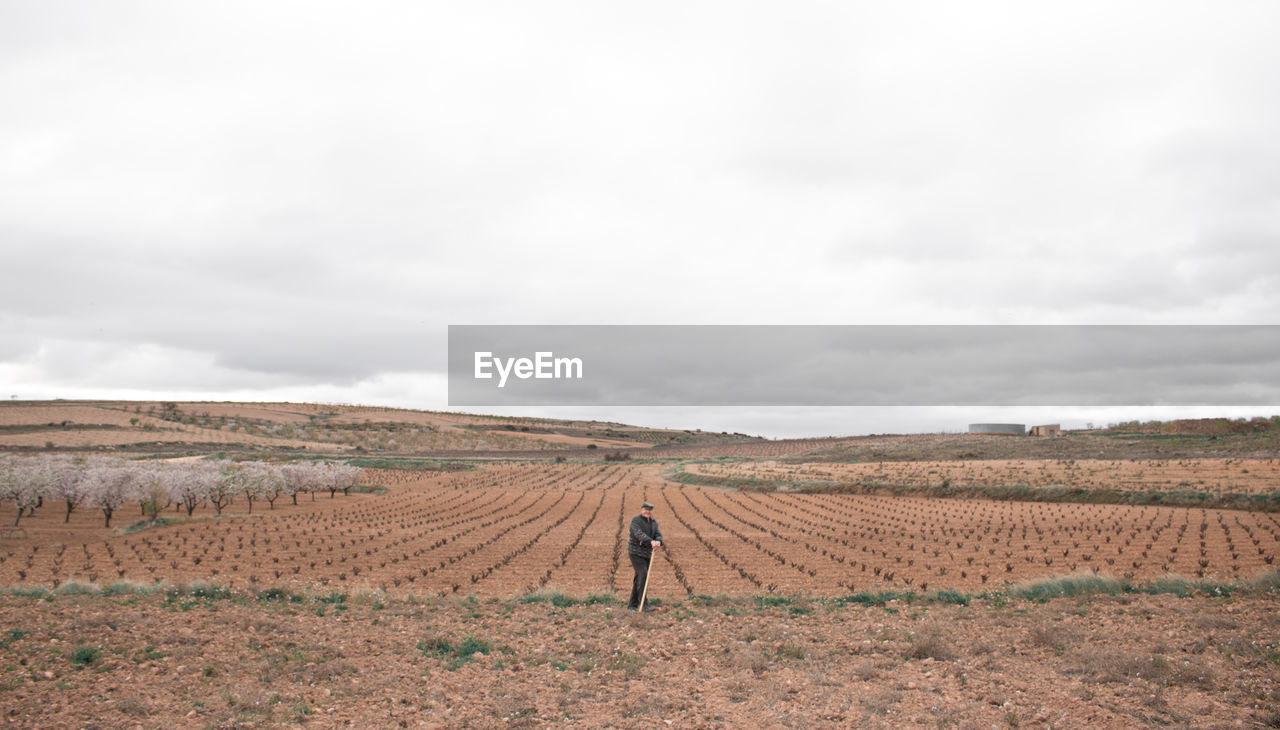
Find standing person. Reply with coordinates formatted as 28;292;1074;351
627;501;664;611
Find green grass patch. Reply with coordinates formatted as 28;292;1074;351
836;590;917;606
1011;574;1129;601
1001;572;1267;602
120;516;182;534
345;457;476;471
454;636;492;657
70;646;102;668
256;587;304;603
0;629;28;649
191;584;233;601
1138;576;1195;598
517;591;616;607
54;581;99;596
1251;572;1280;593
417;634;494;670
932;588;970;606
417;635;453;658
101;581;156;596
132;645;168;663
793;479;1280;512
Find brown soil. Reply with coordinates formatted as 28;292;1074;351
0;589;1276;728
2;435;1279;727
689;458;1280;496
475;429;650;450
0;402;734;454
3;464;1277;597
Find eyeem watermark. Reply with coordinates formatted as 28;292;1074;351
449;325;1280;406
474;351;583;388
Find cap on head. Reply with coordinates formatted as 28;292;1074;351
641;502;654;510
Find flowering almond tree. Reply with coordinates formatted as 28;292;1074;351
2;456;56;528
51;455;91;523
280;464;313;505
255;463;286;509
170;460;220;516
319;461;362;498
85;458;138;528
237;462;275;514
0;454;366;527
135;462;173;522
207;460;239;515
334;463;362;497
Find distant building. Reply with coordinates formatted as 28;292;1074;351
1030;424;1062;437
968;423;1025;435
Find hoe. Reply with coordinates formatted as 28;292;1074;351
637;548;659;612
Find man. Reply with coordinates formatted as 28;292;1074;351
627;501;664;611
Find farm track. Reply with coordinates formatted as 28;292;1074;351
3;463;1278;598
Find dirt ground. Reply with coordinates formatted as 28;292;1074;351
688;458;1280;496
1;588;1277;729
6;463;1275;599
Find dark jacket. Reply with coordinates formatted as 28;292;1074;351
628;514;664;558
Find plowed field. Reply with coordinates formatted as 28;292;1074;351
4;463;1277;598
687;458;1280;495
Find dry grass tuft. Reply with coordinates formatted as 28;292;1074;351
1029;619;1085;652
905;624;957;661
728;644;770;675
1066;647;1171;684
860;689;902;715
847;658;878;680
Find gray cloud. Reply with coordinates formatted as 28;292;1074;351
3;2;1279;434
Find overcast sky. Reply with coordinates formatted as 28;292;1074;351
3;1;1278;437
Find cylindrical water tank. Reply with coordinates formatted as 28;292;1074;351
968;423;1025;435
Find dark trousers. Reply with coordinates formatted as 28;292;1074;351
628;553;651;609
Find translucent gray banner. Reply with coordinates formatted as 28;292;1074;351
447;325;1280;406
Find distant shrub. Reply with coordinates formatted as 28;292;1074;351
71;645;103;667
1013;574;1127;601
932;588;969;606
417;634;452;657
417;633;492;670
